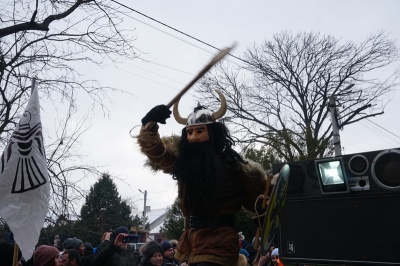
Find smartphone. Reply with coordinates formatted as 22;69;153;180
122;234;139;243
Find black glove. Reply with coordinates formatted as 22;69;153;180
141;105;171;125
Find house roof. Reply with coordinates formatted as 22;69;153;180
147;208;169;234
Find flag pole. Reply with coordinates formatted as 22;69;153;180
12;243;19;266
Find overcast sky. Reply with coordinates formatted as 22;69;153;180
41;0;400;215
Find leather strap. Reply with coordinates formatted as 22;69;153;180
189;215;236;229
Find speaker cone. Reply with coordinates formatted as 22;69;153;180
371;149;400;190
348;154;369;175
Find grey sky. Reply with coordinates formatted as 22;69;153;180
42;0;400;214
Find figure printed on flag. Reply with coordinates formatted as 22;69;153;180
0;109;47;193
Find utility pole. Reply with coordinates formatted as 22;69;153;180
328;95;342;156
139;189;147;229
329;84;354;156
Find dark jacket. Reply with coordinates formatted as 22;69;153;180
92;242;139;266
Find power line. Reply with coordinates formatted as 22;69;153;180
117;66;180;90
137;59;194;76
125;61;189;84
110;0;250;65
113;3;213;55
360;120;399;146
366;118;400;139
110;0;400;147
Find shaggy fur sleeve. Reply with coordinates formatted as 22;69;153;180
241;160;268;212
137;125;180;174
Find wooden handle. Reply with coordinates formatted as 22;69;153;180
144;45;235;130
12;243;19;266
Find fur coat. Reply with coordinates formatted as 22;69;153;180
137;125;267;266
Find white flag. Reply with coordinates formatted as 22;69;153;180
0;80;50;260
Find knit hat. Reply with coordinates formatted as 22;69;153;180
111;226;129;240
33;245;60;266
0;242;22;266
271;248;279;257
83;242;93;255
63;237;83;250
143;241;163;259
160;241;173;252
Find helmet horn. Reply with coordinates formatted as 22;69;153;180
173;89;227;126
173;97;187;125
211;89;227;121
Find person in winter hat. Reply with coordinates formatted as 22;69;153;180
271;248;284;266
160;241;179;266
63;237;84;255
169;239;178;253
112;226;130;241
140;241;164;266
33;245;60;266
83;242;94;256
91;226;138;266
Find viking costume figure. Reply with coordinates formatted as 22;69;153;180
137;90;267;266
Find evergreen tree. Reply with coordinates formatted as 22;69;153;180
160;198;184;240
77;173;133;245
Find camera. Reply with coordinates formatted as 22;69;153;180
122;234;139;243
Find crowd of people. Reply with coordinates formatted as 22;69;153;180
237;233;284;266
1;226;180;266
0;228;284;266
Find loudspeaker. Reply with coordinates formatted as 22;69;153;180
277;148;400;265
343;148;400;193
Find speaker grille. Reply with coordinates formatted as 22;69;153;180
371;149;400;190
348;154;369;175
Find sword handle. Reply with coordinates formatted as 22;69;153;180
144;45;235;130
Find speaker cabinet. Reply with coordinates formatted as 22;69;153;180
277;148;400;265
344;148;400;192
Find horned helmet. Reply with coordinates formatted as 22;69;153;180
173;90;227;126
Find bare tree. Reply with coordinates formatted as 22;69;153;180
45;105;102;225
1;0;138;223
197;31;400;161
